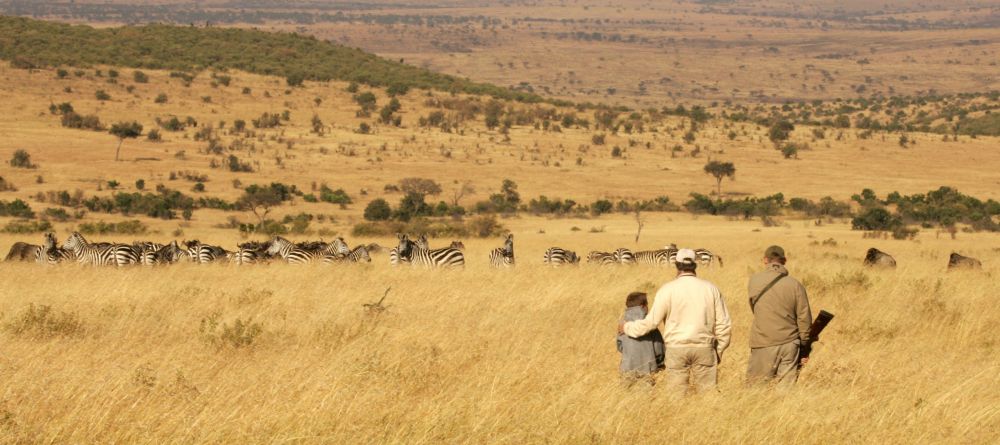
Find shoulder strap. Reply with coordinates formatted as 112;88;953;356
750;272;787;313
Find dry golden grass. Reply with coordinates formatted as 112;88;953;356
0;214;998;443
1;61;999;242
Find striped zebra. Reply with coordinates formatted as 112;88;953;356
389;236;429;266
62;232;139;266
135;241;165;265
613;248;636;265
141;241;186;265
694;248;723;267
229;241;269;265
543;247;579;267
184;240;229;263
324;245;372;264
632;248;673;266
489;234;514;268
662;244;679;264
266;236;329;264
37;232;75;265
396;234;464;269
587;251;617;266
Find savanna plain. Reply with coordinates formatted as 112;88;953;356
0;0;999;443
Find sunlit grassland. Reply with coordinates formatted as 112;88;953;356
0;215;997;443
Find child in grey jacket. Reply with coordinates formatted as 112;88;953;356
617;292;665;380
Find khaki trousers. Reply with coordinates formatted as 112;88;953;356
746;341;801;389
663;347;718;397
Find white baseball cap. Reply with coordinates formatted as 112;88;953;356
676;248;697;264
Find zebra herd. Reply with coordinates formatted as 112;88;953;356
5;233;982;271
4;232;379;267
544;244;721;268
4;232;727;270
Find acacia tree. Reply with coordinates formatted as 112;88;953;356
238;184;288;228
109;121;143;161
704;161;736;197
450;180;476;207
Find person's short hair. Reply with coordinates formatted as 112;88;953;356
625;292;647;307
676;261;698;273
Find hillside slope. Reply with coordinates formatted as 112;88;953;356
0;15;548;104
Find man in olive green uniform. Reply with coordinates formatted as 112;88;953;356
746;245;812;388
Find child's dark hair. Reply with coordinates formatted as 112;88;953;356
625;292;648;307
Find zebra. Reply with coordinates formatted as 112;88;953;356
324;245;372;264
632;249;673;266
396;234;464;269
184;240;229;263
587;251;617;266
37;232;75;265
229;241;269;265
135;241;165;265
693;248;723;267
613;248;636;265
662;244;679;264
489;234;514;268
543;247;579;267
390;235;430;266
266;236;329;264
62;232;139;266
5;241;41;262
141;241;186;265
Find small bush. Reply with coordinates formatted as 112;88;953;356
154;93;168;104
199;313;264;350
95;90;111;101
78;220;148;235
0;199;34;218
1;220;53;234
364;198;392;221
5;304;85;339
133;70;149;83
61;112;103;131
9;149;36;168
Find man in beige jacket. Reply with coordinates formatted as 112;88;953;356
746;245;812;388
620;249;732;397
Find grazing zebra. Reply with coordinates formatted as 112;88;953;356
613;248;636;265
489;234;514;268
229;241;269;265
184;240;229;263
266;236;329;264
587;251;617;266
694;248;723;267
324;245;372;264
37;232;75;265
543;247;579;267
62;232;139;266
5;241;41;262
396;234;464;269
632;249;673;266
141;241;186;265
